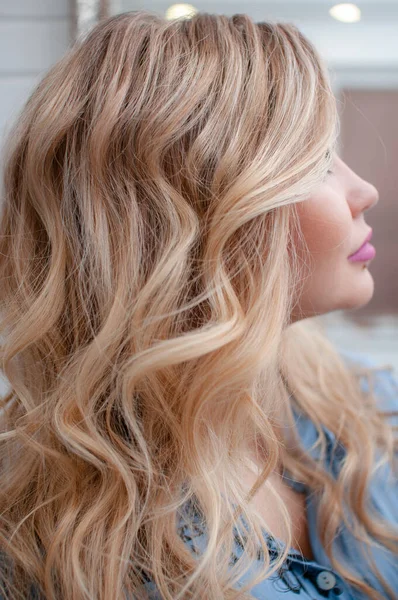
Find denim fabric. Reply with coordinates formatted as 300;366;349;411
146;350;398;599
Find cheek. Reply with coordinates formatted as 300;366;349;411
291;196;374;319
296;198;351;260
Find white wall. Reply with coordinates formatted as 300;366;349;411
0;0;72;147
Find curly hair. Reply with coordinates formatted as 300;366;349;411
0;9;397;600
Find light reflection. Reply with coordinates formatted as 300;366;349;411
73;0;110;39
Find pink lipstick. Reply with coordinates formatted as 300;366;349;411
348;230;376;263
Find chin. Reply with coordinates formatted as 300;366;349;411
290;267;375;322
341;270;375;311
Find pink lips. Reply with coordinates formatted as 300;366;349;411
348;229;376;262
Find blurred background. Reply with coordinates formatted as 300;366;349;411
0;0;397;372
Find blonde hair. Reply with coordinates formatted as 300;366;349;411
0;10;397;600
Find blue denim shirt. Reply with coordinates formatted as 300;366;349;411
144;349;398;600
2;351;397;599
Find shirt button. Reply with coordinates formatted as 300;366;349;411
316;570;337;591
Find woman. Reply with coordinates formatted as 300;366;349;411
0;10;397;600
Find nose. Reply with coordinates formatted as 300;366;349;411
364;182;379;212
349;181;379;216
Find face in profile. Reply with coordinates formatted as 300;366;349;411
291;153;380;322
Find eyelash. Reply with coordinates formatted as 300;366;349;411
322;169;333;182
325;149;334;177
